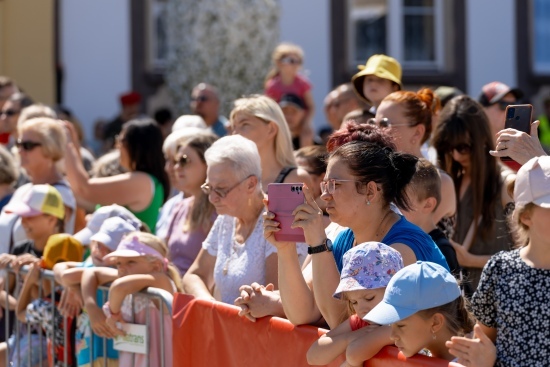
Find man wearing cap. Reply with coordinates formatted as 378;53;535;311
478;81;523;143
351;54;402;114
103;91;142;147
190;83;229;137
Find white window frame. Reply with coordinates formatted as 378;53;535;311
348;0;445;71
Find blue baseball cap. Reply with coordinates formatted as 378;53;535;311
363;261;460;325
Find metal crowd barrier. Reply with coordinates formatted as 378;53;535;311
3;266;173;367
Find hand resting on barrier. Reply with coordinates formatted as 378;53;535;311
234;282;285;322
58;286;84;319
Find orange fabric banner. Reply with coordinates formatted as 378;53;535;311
172;294;460;367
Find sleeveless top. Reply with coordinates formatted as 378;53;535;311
132;174;164;233
332;215;450;272
274;166;296;184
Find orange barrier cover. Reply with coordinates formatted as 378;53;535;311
172;294;461;367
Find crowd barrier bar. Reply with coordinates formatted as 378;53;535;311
172;294;463;367
3;266;173;367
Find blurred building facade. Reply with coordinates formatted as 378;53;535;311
1;0;549;136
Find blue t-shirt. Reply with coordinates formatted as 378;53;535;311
332;215;450;272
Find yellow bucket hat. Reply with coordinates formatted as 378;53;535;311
352;54;402;103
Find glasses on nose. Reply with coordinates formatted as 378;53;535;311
320;178;362;195
280;56;301;65
174;154;188;167
201;175;252;198
0;109;19;118
450;143;471;155
15;139;42;151
192;96;210;103
367;118;410;128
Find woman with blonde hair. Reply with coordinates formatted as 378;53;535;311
230;95;310;190
0;117;76;253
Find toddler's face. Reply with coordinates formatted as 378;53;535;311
90;240;111;266
346;288;385;319
390;313;434;357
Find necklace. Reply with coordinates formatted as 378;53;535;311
375;210;394;239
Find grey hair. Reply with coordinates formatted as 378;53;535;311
18;104;57;126
205;135;262;185
163;127;210;157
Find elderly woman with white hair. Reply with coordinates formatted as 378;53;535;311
182;135;278;304
230;94;311;190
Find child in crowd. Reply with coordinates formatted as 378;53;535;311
55;216;140;367
82;232;182;367
351;54;401;114
364;261;474;362
307;242;403;366
16;233;83;367
447;156;550;366
264;42;315;148
402;159;461;277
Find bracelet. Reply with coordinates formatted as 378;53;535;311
109;307;121;318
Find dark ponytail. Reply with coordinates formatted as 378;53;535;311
419;296;475;337
388;151;418;211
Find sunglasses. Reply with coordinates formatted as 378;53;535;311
0;109;19;118
495;101;513;111
174;154;188;167
450;143;471;155
280;56;301;65
367;117;410;128
192;96;210;103
15;139;42;151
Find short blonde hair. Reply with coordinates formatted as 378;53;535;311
230;95;296;168
17;104;57;126
18;117;66;161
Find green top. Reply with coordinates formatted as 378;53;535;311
131;174;164;234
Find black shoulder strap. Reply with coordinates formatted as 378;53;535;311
274;166;296;184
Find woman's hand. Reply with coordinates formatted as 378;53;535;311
446;324;497;367
262;199;297;251
291;184;326;245
234;282;280;322
490;120;547;164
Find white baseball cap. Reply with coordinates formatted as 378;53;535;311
90;217;140;251
514;156;550;208
73;204;141;245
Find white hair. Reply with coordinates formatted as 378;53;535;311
205;135;262;184
162;127;208;157
172;115;207;132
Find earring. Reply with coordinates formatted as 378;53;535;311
432;331;436;340
366;199;370;205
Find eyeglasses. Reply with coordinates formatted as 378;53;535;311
320;178;363;195
450;143;471;155
495;100;514;111
15;139;42;151
192;96;210;103
280;56;301;65
367;118;410;128
0;109;19;118
201;175;253;198
174;154;188;167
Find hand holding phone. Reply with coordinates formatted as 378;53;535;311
267;183;306;242
500;104;533;161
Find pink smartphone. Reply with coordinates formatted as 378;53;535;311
502;104;533;161
267;183;306;242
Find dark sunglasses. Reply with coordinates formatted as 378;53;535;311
0;109;19;118
192;96;210;103
450;143;471;155
495;101;513;111
280;56;301;65
15;139;42;151
174;154;188;167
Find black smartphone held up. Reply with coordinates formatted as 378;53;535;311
267;183;306;242
501;104;533;161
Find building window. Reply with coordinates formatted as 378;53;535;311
148;0;169;70
532;0;550;74
348;0;445;70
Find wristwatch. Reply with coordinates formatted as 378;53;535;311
308;238;333;254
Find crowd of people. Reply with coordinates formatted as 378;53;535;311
0;41;548;367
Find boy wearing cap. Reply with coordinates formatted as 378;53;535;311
16;234;83;367
351;54;402;114
55;216;138;367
